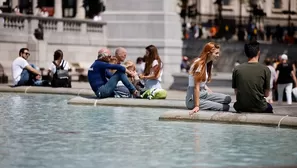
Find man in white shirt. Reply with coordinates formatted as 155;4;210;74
12;48;42;86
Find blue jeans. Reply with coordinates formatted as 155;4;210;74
96;71;136;98
16;64;43;86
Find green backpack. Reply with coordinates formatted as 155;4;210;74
141;88;167;100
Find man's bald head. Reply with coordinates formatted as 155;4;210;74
115;47;127;63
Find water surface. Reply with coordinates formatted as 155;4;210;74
0;93;296;168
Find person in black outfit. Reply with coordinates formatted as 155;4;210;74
275;54;297;104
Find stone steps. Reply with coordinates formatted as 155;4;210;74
169;72;232;91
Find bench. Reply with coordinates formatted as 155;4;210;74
39;62;91;82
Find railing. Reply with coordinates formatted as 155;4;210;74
0;13;106;34
2;16;25;30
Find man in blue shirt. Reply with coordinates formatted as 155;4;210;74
88;48;138;98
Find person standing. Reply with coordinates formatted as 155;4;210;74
275;54;297;104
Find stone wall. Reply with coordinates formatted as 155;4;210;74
102;0;183;85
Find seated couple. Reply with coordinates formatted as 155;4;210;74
12;48;71;88
88;48;139;98
88;45;164;99
186;41;273;115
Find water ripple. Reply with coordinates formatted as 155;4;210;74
0;93;297;168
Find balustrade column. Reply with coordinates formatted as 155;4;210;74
54;0;62;18
32;0;38;15
11;0;18;8
76;0;85;19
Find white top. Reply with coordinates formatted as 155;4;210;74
12;57;29;85
188;59;208;89
48;60;70;74
151;60;163;82
136;62;146;75
145;60;163;89
267;65;276;89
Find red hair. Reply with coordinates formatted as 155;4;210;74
189;42;220;83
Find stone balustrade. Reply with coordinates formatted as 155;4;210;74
0;13;107;81
0;13;106;34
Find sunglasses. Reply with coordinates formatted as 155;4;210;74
23;52;30;56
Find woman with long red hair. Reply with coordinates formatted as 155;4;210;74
186;42;231;115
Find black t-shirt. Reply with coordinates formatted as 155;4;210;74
276;63;293;84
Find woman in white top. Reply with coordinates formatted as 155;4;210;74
186;42;231;115
48;49;71;87
139;45;163;89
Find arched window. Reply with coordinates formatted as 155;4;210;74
274;0;282;9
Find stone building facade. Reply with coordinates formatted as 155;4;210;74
193;0;297;26
0;0;182;86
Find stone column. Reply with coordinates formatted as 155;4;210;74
32;0;38;15
102;0;182;86
264;0;272;19
76;0;85;19
54;0;62;18
11;0;18;8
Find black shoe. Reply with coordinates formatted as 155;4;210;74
42;80;51;87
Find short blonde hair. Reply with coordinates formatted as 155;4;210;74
124;60;136;71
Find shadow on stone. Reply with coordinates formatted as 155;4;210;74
0;63;8;84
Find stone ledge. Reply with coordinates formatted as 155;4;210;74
68;96;185;109
0;85;94;97
159;110;297;128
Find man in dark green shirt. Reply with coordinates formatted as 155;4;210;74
232;41;273;113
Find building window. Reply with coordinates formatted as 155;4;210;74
274;0;282;9
62;0;77;18
222;0;231;6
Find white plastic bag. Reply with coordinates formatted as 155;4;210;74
293;88;297;99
